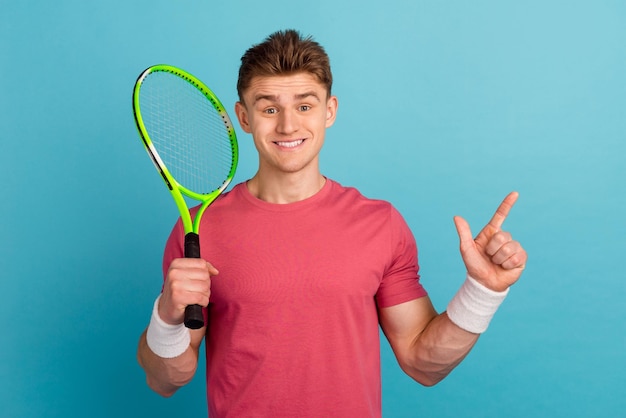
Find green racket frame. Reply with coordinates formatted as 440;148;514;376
132;64;239;236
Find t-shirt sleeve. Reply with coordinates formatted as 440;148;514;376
162;218;185;283
375;207;428;308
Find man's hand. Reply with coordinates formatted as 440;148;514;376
453;192;527;292
158;258;219;325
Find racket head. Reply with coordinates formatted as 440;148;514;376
132;65;239;233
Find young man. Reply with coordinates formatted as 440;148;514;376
137;30;527;417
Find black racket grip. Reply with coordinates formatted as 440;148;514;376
184;305;204;330
184;233;204;329
184;232;201;258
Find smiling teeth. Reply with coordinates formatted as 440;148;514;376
277;140;303;148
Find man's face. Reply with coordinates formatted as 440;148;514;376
235;73;338;178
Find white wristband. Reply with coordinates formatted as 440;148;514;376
146;295;191;358
446;274;509;334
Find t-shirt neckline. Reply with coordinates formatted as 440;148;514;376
237;177;334;212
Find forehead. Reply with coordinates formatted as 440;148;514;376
243;73;327;102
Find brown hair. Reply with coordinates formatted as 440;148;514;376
237;29;333;101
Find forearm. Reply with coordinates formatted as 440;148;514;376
137;330;199;397
136;258;214;396
382;277;509;386
405;276;509;385
405;312;479;386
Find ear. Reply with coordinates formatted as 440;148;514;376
234;101;252;133
325;95;338;128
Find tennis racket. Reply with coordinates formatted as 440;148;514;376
132;64;238;329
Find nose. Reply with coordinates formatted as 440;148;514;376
277;108;298;134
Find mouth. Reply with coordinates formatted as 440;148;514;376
275;139;304;148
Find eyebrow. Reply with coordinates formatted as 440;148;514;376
253;91;321;104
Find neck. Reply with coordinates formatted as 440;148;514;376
247;171;327;204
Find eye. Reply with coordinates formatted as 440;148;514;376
299;105;311;112
264;107;277;115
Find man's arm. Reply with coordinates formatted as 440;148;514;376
379;297;479;386
137;326;205;397
137;257;217;396
381;192;527;386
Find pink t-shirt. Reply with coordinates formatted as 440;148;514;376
163;179;427;417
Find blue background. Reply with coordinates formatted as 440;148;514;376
1;1;624;417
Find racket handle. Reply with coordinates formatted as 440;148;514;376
184;305;204;330
184;233;205;329
184;232;201;258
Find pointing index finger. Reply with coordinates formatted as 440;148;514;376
488;191;519;230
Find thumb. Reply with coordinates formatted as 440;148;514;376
453;215;475;251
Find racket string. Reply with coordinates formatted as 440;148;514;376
140;72;235;194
